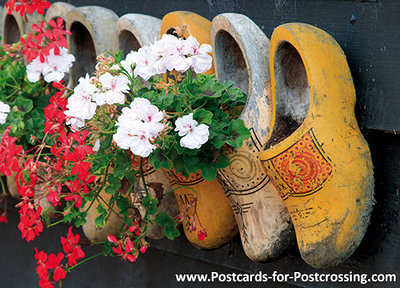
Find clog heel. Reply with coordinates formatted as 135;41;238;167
161;11;237;249
211;13;294;261
259;23;374;268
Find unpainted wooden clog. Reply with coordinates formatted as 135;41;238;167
211;13;294;262
118;13;161;56
2;8;42;45
66;6;118;86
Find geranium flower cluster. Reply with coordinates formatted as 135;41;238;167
35;227;85;288
21;17;71;63
121;34;212;80
5;0;50;17
107;221;148;263
113;98;165;157
27;47;75;83
65;34;212;155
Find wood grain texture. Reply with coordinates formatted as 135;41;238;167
45;2;75;23
211;13;294;262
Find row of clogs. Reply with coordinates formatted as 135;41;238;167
0;3;374;269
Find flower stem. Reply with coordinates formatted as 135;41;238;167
139;157;149;196
67;251;106;271
0;177;6;195
47;219;64;228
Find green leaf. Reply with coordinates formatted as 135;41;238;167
226;119;251;148
164;224;180;240
141;195;158;215
193;109;213;125
155;211;173;226
200;164;217;182
75;211;87;227
156;211;180;240
95;204;107;228
116;197;130;216
125;170;137;185
106;175;121;194
149;148;171;170
13;97;33;114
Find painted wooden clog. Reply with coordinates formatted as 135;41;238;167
129;156;179;240
166;169;237;249
161;12;237;249
211;13;294;262
82;178;124;242
118;16;179;240
67;6;118;86
259;23;374;268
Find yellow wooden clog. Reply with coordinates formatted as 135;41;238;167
161;11;237;249
166;169;237;249
259;23;374;268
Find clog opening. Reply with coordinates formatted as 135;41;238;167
49;17;66;29
3;14;20;44
119;30;141;58
214;30;249;96
166;27;179;38
70;22;96;85
265;41;310;147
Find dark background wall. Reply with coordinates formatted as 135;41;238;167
0;0;399;287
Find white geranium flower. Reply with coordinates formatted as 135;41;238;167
121;50;137;76
132;46;156;80
150;34;181;74
113;98;165;157
183;36;212;73
0;101;10;124
64;114;85;131
65;74;97;121
26;59;44;82
175;113;209;149
26;47;75;83
129;98;164;124
93;140;100;152
94;73;129;105
113;122;161;157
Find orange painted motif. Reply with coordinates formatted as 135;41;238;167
266;129;332;199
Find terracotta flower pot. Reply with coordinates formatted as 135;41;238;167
259;23;374;268
211;13;294;262
45;2;75;23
